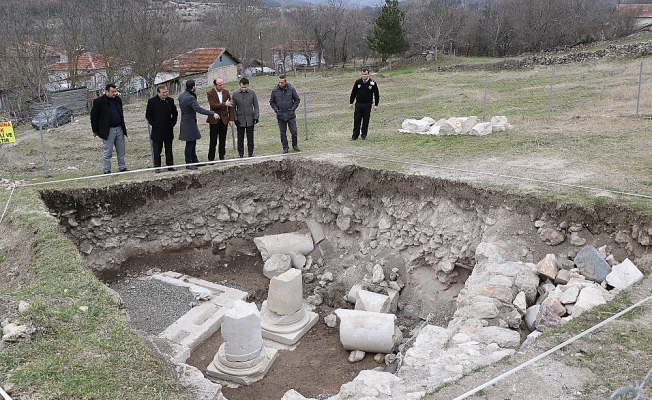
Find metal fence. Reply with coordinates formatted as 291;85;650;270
247;57;652;141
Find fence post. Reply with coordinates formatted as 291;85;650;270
231;124;236;150
303;92;308;140
483;72;488;121
413;79;417;118
636;61;643;118
548;68;555;120
38;124;51;178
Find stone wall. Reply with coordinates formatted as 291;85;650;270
40;158;652;284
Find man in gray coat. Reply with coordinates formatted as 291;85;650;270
269;74;301;153
231;77;259;158
178;80;218;170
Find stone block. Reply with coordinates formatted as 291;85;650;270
254;232;314;261
267;268;303;315
355;290;391;313
605;258;643;289
263;253;292;279
335;309;399;353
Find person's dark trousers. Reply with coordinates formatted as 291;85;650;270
278;118;298;150
152;140;174;167
237;125;255;157
184;140;199;163
352;102;373;140
208;120;229;161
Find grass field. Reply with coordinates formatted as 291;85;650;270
3;39;652;399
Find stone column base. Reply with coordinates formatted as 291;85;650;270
260;301;318;345
206;343;278;385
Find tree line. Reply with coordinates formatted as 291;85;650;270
0;0;637;117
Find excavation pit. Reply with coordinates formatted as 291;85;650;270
39;158;651;400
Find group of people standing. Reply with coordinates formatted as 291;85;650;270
90;68;379;174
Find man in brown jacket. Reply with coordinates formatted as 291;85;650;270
206;77;235;161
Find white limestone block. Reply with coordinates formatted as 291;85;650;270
479;326;520;349
512;291;527;315
254;232;314;261
558;285;580;304
446;117;463;134
605;258;643;289
471;122;493;136
346;283;363;303
221;300;262;362
372;264;385;283
355;290;391;313
305;219;326;244
427;125;442;136
263;253;292;279
335;309;398;353
267;268;303;315
288;250;307;269
573;287;607;317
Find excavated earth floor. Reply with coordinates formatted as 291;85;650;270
38;157;652;400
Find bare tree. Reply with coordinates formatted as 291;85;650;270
404;0;464;60
124;2;185;95
1;0;56;118
56;0;90;89
202;0;267;67
86;0;136;86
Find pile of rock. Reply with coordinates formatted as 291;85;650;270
399;116;513;136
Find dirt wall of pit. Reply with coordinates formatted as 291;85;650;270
40;158;652;295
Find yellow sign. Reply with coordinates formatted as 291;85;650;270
0;121;16;144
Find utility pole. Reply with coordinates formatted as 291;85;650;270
259;31;264;75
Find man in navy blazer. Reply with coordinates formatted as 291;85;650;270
146;85;178;172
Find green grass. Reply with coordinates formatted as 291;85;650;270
0;189;193;399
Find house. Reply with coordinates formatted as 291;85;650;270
47;52;136;93
271;40;325;74
162;48;241;88
615;4;652;30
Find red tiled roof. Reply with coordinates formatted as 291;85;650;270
271;40;318;52
616;4;652;18
48;52;118;71
162;48;226;72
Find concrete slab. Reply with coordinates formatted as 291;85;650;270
157;271;249;361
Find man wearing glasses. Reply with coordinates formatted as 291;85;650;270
206;78;234;161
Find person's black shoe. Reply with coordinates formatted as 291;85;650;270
248;153;253;157
293;146;301;152
361;136;367;140
350;138;357;141
103;171;111;174
168;167;177;171
239;154;244;158
154;169;161;173
119;168;129;172
186;165;198;170
219;157;225;161
283;148;289;154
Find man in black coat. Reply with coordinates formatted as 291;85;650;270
270;74;301;153
90;83;128;174
349;67;380;141
146;85;179;172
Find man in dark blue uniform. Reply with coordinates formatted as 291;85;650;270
349;68;380;141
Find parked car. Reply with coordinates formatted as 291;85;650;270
31;106;74;129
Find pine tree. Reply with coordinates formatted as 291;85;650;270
366;0;409;63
